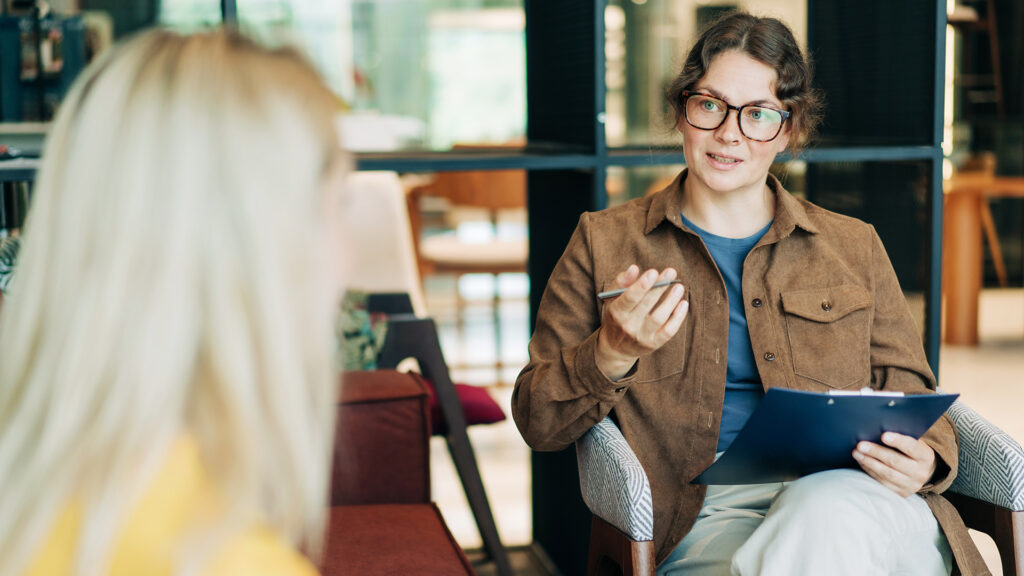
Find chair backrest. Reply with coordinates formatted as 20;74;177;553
342;171;427;316
420;169;526;212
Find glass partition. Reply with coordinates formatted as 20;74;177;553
3;1;527;152
604;0;807;149
238;0;526;153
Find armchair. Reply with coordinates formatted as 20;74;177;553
323;370;477;576
366;292;513;576
578;401;1024;576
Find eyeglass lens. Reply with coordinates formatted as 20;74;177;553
685;93;784;142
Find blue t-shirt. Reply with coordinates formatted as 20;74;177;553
680;213;772;453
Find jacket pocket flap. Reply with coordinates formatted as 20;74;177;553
781;285;871;323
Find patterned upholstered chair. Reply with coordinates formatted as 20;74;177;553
578;401;1024;576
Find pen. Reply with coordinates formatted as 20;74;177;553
598;279;683;300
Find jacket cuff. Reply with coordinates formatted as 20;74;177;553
573;329;639;403
918;413;958;494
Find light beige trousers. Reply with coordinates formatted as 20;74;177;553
657;469;953;576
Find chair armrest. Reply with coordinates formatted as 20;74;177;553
576;417;654;542
947;401;1024;511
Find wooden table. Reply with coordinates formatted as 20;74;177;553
942;173;1024;345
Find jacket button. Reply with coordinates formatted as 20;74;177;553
764;352;776;362
821;300;833;311
751;298;763;308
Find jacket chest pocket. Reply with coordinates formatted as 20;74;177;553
781;285;872;389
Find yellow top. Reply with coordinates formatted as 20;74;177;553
23;437;319;576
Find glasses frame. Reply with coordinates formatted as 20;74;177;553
680;91;792;143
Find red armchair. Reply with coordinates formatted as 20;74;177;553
323;370;477;576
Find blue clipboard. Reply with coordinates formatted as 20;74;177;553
691;388;958;485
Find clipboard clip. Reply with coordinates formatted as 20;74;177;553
826;387;904;406
827;387;905;398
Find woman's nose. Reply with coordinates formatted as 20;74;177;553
714;109;742;143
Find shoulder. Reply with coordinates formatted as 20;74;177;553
204;526;319;576
795;196;877;243
587;194;656;225
575;194;659;246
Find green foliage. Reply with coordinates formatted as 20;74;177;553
337;290;388;372
0;236;19;294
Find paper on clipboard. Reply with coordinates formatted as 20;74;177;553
691;388;958;485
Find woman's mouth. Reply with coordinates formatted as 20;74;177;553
707;152;742;168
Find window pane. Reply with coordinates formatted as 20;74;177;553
810;0;937;146
0;2;220;123
238;0;526;153
606;160;934;337
605;0;939;148
604;1;807;149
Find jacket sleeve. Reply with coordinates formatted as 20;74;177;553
867;226;958;493
511;213;637;452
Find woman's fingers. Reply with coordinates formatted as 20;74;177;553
853;436;935;497
616;264;640;288
648;283;685;326
602;266;686;356
657;298;690;341
854;451;914;497
615;268;661;311
855;441;913;472
633;269;678;314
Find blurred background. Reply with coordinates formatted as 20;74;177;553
1;1;1022;574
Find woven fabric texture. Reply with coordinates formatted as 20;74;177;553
577;417;654;541
947;400;1024;511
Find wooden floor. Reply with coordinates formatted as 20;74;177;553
426;275;1024;576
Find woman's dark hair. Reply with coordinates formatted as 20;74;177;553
666;12;822;153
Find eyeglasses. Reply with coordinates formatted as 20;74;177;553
681;91;791;142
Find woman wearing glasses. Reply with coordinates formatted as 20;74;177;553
513;12;982;575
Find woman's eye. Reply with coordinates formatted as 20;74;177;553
701;99;719;111
746;107;780;123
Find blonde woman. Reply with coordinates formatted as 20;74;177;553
0;29;347;575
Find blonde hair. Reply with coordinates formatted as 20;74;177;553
0;29;345;574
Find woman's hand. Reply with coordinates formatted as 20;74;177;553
853;432;937;497
595;265;689;381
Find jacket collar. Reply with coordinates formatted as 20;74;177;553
645;168;820;237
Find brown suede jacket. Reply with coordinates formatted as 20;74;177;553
512;170;988;574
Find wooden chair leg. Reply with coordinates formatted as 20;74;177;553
945;492;1023;576
980;199;1009;287
588;515;656;576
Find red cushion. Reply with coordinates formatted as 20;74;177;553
423;380;506;435
323;504;475;575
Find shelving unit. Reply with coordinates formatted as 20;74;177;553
0;13;86;122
